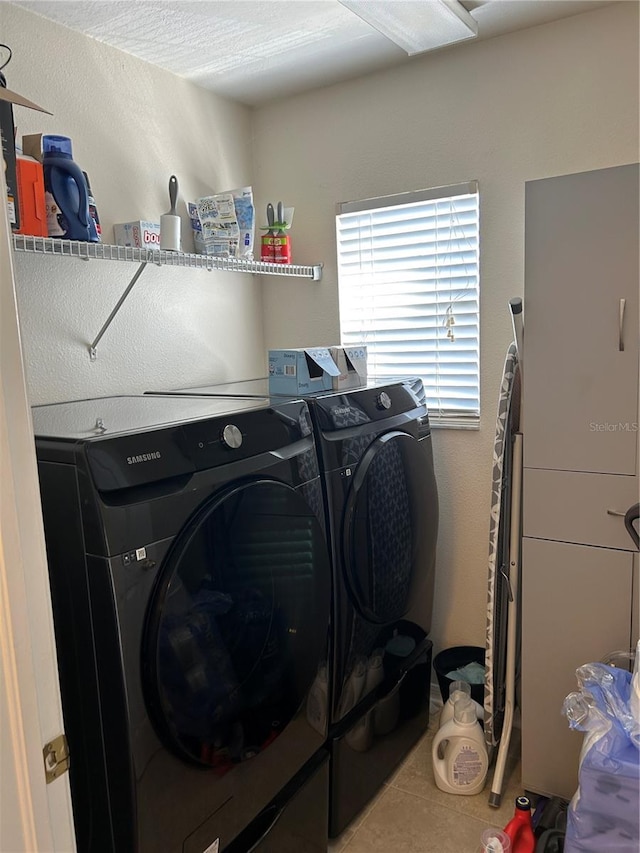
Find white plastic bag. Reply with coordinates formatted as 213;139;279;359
562;640;640;851
189;186;255;259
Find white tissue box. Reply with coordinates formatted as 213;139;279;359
113;221;161;250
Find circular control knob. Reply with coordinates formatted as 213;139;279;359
221;424;243;449
376;391;392;410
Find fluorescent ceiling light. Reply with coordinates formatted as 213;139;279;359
338;0;479;56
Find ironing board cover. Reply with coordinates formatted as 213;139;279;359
484;342;521;753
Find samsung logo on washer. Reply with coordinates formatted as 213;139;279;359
126;451;162;465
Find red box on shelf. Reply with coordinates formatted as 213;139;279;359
261;234;275;262
273;234;291;264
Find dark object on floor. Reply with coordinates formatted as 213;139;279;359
533;796;567;853
433;645;485;706
533;796;568;836
535;828;565;853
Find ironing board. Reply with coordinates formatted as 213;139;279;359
484;307;523;806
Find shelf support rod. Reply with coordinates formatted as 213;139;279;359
88;262;148;360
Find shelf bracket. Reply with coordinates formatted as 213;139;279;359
89;262;148;360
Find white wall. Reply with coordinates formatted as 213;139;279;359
252;3;640;652
4;2;638;656
2;3;266;405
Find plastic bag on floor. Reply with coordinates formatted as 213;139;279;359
562;640;640;851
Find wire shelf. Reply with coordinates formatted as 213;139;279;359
12;234;323;281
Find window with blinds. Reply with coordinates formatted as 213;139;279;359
336;182;479;427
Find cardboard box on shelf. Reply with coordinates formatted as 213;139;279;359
0;85;51;231
0;99;19;228
21;132;46;162
268;347;340;395
114;221;161;250
330;345;368;391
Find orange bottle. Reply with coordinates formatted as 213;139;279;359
503;796;536;853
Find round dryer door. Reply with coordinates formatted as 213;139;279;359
342;430;438;624
142;478;331;770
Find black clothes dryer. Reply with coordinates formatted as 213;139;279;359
32;394;332;853
146;377;439;837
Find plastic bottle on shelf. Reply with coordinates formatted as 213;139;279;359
83;171;102;241
305;662;328;736
364;648;385;697
345;650;385;752
502;796;536;853
42;135;99;242
432;695;488;795
337;655;367;719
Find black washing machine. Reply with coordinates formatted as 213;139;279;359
32;394;332;853
145;377;439;837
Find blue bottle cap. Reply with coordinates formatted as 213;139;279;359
43;135;73;157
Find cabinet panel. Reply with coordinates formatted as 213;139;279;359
523;164;639;475
523;468;639;551
521;537;634;800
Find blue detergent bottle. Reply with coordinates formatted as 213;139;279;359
43;135;99;242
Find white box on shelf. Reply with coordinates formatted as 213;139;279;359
268;347;340;395
113;221;161;250
330;345;368;390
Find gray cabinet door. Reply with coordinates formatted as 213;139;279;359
521;537;634;800
523;469;639;551
523;164;639;475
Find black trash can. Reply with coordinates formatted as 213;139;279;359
433;645;485;706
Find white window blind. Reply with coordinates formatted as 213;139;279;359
336;182;480;427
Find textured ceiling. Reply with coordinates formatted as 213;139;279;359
14;0;616;104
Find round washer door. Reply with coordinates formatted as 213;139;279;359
142;478;331;771
342;430;438;625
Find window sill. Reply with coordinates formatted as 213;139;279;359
430;418;480;430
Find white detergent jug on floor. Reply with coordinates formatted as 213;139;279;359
432;696;488;795
439;680;484;728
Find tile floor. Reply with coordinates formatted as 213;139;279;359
328;713;523;853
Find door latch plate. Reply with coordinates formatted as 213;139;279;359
43;734;70;783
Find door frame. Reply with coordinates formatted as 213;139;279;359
0;167;76;850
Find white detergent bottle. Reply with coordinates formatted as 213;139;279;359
439;680;485;728
439;680;471;727
432;696;488;795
